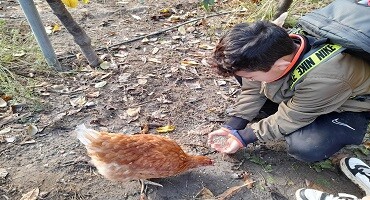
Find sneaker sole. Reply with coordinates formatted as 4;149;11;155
295;189;304;200
340;158;370;196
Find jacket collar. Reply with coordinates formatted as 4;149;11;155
270;34;310;82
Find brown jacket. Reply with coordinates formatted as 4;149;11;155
228;53;370;141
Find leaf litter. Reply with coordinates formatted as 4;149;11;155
0;0;366;199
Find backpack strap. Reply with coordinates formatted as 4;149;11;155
289;43;346;90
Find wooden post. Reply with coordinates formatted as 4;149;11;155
46;0;101;68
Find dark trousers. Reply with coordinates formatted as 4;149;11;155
285;111;369;162
234;76;370;162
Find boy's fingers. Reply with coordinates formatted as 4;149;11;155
223;141;241;154
211;143;224;151
208;129;230;144
209;129;230;136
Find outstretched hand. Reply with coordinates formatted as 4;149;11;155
208;128;244;154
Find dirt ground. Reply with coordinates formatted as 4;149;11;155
0;0;369;200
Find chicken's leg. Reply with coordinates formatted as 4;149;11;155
139;179;163;195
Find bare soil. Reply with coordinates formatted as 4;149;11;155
0;0;368;200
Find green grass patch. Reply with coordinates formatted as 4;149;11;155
0;19;47;107
311;159;335;172
249;155;273;172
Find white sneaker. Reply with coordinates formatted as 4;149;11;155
296;188;359;200
340;157;370;195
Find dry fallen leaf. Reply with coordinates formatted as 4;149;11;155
195;187;215;199
330;153;349;165
159;8;173;17
178;26;186;35
140;193;148;200
13;50;26;57
101;72;113;80
70;96;87;107
127;107;141;117
142;37;150;44
21;139;36;145
305;179;331;193
185;81;202;90
0;98;7;108
199;43;215;50
242;172;255;189
62;0;78;7
94;81;107;88
0;168;8;178
148;58;162;64
52;24;61;32
217;80;227;86
0;127;11;135
118;73;132;83
216;184;249;200
99;61;110;69
201;58;210;66
138;78;148;85
131;14;141;20
5;136;16;143
114;52;129;58
151;110;167;119
1;95;12;102
156;125;175;133
45;26;53;34
180;60;199;66
26;124;38;135
168;15;181;23
20;187;39;200
86;91;100;98
189;67;198;76
188;51;206;57
187;26;195;33
364;140;370;149
152;47;160;55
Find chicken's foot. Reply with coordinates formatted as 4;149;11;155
139;179;163;195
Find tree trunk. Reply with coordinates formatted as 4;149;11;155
274;0;293;20
45;0;101;67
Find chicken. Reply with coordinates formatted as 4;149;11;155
75;124;213;185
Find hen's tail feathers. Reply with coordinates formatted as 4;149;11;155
75;124;100;146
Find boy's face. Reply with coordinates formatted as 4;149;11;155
234;55;292;83
235;68;282;82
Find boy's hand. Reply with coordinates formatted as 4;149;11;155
208;128;244;154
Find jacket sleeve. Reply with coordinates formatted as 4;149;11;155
250;76;353;141
227;78;267;124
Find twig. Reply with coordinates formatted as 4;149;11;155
0;146;10;156
0;16;24;19
234;159;245;170
58;10;245;61
202;150;217;156
0;113;30;128
183;143;209;148
60;160;90;167
258;171;268;187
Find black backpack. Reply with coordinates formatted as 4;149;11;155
289;0;370;89
294;0;370;62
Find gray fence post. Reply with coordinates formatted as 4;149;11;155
18;0;62;71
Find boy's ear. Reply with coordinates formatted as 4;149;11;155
272;12;288;27
273;58;291;70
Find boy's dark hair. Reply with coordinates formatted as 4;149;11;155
209;21;295;76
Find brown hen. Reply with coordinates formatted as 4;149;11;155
75;124;213;183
